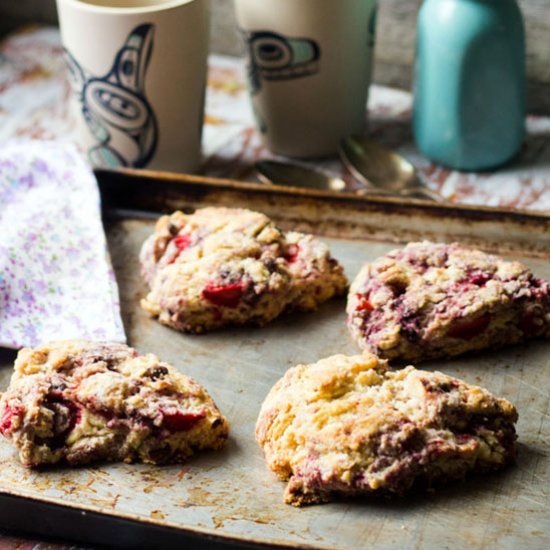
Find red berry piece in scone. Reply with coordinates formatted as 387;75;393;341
347;241;550;362
140;208;347;333
256;354;517;506
0;341;228;467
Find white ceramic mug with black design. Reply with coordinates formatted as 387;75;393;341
235;0;378;158
56;0;209;172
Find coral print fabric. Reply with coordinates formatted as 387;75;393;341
0;140;126;349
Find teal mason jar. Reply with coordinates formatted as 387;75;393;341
413;0;526;171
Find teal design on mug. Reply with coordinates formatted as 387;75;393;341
241;30;321;95
64;23;158;168
413;0;526;171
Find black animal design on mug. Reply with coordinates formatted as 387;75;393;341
242;30;321;95
65;24;158;168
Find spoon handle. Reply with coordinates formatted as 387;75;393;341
356;183;442;201
400;186;445;202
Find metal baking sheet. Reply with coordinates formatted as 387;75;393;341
0;169;549;549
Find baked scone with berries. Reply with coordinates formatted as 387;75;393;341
0;341;228;467
347;241;550;362
256;353;517;506
140;208;347;333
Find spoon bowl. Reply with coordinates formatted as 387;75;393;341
256;160;348;192
339;136;443;201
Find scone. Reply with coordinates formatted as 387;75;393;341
0;341;228;467
140;207;347;333
347;241;550;362
256;354;517;506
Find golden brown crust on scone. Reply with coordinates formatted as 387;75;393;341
256;354;517;506
140;208;347;333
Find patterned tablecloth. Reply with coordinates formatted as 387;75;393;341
1;26;550;212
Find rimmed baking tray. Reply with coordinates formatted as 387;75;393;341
0;169;549;549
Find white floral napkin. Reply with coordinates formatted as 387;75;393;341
0;140;126;349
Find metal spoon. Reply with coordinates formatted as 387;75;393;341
255;159;427;199
256;160;349;192
255;159;430;198
338;136;443;201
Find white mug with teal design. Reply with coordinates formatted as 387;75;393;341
56;0;209;173
235;0;378;158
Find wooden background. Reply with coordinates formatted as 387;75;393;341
0;0;549;113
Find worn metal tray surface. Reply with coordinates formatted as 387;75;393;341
1;170;549;549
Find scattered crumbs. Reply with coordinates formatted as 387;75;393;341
213;516;225;529
151;510;165;520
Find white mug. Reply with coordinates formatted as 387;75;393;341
56;0;210;173
234;0;378;158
